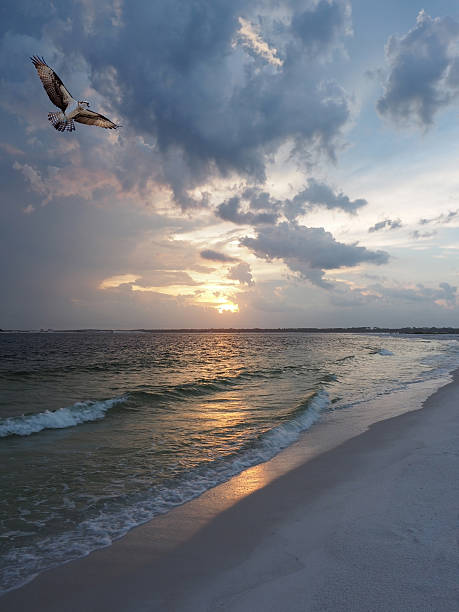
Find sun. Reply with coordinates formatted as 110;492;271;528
217;302;239;314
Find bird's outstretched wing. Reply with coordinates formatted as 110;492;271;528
31;56;74;111
74;108;120;129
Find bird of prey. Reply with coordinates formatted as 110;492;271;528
31;56;120;132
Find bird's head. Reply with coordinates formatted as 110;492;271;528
78;101;90;108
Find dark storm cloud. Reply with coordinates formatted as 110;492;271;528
30;0;352;206
241;222;389;287
241;186;280;211
216;180;367;225
368;218;402;233
200;249;239;263
0;0;356;212
377;10;459;127
215;186;282;225
216;196;279;225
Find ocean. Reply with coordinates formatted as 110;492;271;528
0;331;458;594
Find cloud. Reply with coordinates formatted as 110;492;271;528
411;229;437;240
329;285;380;308
200;249;238;263
132;270;200;288
369;281;458;309
291;0;352;58
227;262;254;286
13;159;122;205
216;195;279;225
438;282;457;307
236;17;283;67
0;0;356;214
13;161;48;196
285;178;367;219
0;142;24;156
368;218;402;233
215;179;367;225
99;273;140;289
419;209;459;225
329;279;458;310
377;10;459;126
241;222;389;287
11;133;173;210
42;0;353;206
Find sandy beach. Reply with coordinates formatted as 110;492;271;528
3;369;459;611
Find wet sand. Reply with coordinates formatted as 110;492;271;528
3;370;459;611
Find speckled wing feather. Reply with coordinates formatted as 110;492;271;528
74;108;119;129
31;56;74;111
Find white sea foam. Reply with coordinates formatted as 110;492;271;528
114;391;330;519
85;390;330;520
0;397;126;438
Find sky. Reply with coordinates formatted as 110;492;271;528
1;0;459;329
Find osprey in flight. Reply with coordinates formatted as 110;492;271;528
31;56;120;132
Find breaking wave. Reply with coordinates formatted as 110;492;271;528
0;397;127;438
0;367;318;439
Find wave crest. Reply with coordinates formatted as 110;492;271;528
0;397;126;438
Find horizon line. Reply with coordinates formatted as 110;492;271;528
1;326;458;334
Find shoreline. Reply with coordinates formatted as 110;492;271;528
3;368;459;610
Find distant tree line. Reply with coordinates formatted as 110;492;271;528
1;327;458;334
132;326;459;334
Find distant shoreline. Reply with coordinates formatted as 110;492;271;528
1;327;459;335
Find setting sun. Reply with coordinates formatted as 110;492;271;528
217;302;239;314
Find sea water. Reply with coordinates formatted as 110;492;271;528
0;331;457;593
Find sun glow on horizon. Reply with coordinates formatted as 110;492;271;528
99;271;242;315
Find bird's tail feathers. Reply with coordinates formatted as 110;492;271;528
48;112;75;132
